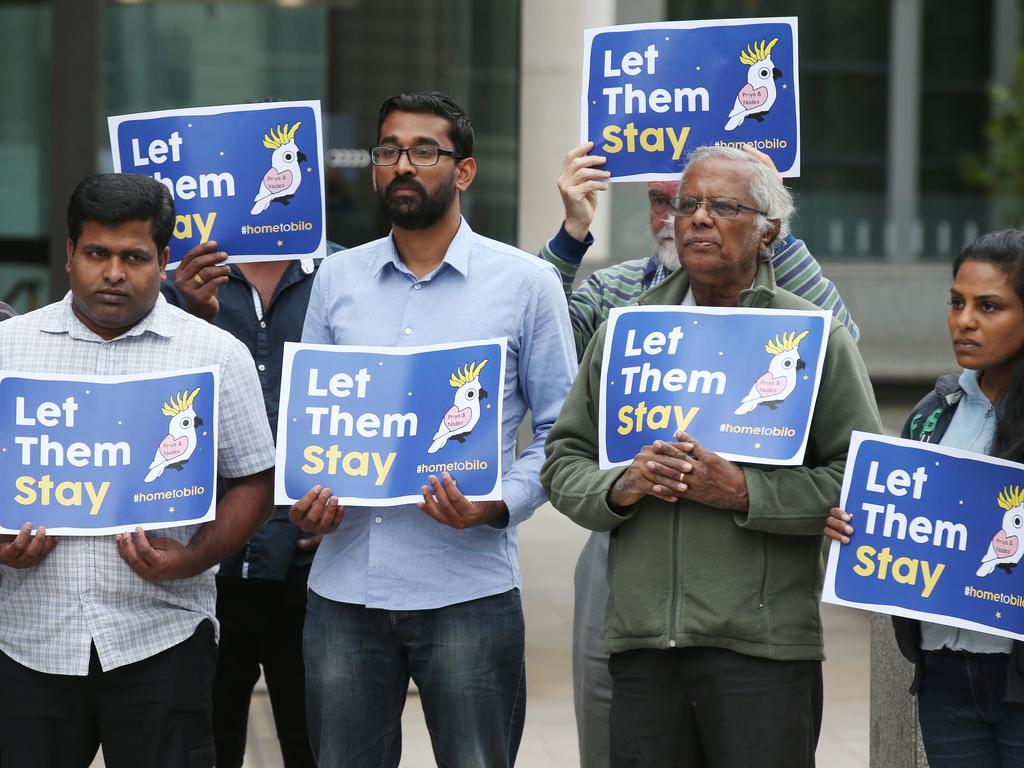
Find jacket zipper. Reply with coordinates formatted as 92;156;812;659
668;510;680;647
758;535;768;608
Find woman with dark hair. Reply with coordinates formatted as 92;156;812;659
826;228;1024;767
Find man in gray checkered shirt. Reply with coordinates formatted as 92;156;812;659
0;174;276;768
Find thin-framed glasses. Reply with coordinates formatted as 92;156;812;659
370;145;466;167
670;196;768;218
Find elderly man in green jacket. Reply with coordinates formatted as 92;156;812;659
541;145;882;768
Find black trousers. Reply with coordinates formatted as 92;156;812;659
609;646;822;768
213;574;315;768
0;620;216;768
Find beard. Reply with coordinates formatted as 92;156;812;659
650;220;680;271
377;173;456;230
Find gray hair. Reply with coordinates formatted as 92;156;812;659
679;145;795;243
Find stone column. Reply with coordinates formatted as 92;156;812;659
48;0;102;301
517;0;615;259
870;615;928;766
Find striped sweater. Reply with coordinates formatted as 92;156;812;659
540;225;860;359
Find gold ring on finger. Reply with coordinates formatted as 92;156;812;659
194;272;205;285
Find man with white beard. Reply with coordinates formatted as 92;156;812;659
539;141;860;768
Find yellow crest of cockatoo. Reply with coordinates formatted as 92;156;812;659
998;485;1024;511
262;122;302;150
739;38;779;66
161;387;201;417
764;330;809;355
449;359;488;388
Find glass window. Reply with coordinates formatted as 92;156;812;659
0;2;51;311
101;0;520;250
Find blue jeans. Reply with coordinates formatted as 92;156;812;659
919;649;1024;767
303;589;526;768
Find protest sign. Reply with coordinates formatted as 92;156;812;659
582;17;800;180
824;432;1024;642
109;101;326;268
0;368;218;535
599;306;828;468
276;339;506;506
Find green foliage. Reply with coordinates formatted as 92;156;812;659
963;53;1024;225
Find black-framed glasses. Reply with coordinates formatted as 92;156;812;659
670;196;768;219
370;145;466;167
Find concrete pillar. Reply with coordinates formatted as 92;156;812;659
518;0;615;259
884;0;922;262
991;0;1020;87
870;615;928;766
48;0;102;301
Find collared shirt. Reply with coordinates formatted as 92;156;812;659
921;369;1012;653
162;255;334;580
302;218;577;610
0;294;276;675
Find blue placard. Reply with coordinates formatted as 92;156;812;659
582;18;800;180
824;432;1024;642
600;306;829;467
276;340;506;506
0;369;218;535
109;101;326;268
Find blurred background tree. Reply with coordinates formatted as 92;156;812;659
964;52;1024;227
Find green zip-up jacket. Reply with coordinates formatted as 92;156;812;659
541;256;882;661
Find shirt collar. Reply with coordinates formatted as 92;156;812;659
643;255;660;285
959;368;991;406
373;216;474;280
42;292;176;341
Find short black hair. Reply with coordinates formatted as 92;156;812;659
377;90;474;158
67;173;176;252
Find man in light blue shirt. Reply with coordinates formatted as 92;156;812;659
290;91;577;768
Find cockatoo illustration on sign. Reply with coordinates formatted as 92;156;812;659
724;38;783;132
144;388;203;483
427;360;489;454
250;122;307;215
976;486;1024;577
734;330;809;415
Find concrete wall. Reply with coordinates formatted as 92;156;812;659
518;0;615;261
826;261;953;382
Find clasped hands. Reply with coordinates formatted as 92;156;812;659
608;431;749;512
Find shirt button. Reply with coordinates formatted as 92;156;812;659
260;321;267;328
258;363;266;372
403;328;412;336
414;283;422;290
375;516;383;524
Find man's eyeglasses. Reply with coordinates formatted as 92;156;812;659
370;145;466;167
670;196;768;219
